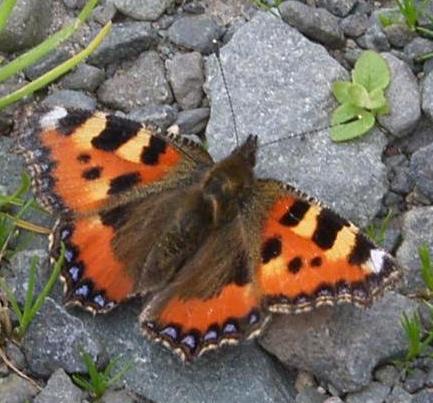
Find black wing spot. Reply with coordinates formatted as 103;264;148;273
349;233;375;265
82;166;102;180
279;200;310;226
77;153;91;163
100;204;131;230
261;237;282;264
141;136;167;165
310;256;322;267
287;256;303;274
57;109;93;136
312;208;348;250
108;172;141;195
91;115;142;151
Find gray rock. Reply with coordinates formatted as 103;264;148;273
279;1;345;49
425;367;433;387
404;37;433;62
383;24;416;49
295;387;327;403
410;142;433;202
397;207;433;293
259;293;418;393
76;302;297;403
63;0;86;8
403;368;427;393
25;49;71;81
390;167;415;195
377;53;421;137
424;58;433;75
359;10;391;51
42;90;97;111
385;385;413;403
34;369;84;403
316;0;356;17
167;15;224;54
206;12;387;227
97;51;173;111
0;374;39;403
395;117;433;155
346;382;391;403
0;0;53;52
340;13;369;38
22;297;103;377
0;137;25;194
166;52;205;110
175;108;209;134
61;63;105;92
114;0;174;21
422;70;433;122
89;22;158;66
374;365;401;386
128;104;178;131
92;2;117;25
4;342;27;371
413;389;433;403
100;389;136;403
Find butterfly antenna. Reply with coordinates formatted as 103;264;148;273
213;40;240;147
260;123;333;148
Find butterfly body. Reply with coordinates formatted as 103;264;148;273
19;107;400;361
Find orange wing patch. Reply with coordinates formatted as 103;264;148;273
257;194;401;313
140;284;268;361
52;214;135;312
21;108;182;214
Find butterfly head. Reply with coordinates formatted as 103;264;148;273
201;135;258;224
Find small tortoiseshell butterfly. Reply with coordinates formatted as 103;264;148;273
19;107;401;361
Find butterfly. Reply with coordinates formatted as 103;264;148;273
18;106;401;361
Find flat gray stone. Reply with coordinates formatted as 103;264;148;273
98;51;173;111
340;13;369;38
397;207;433;293
0;137;25;194
377;53;421;137
404;37;433;62
175;108;209;134
383;23;416;49
295;387;327;403
359;10;391;52
422;70;433;122
61;63;105;92
259;293;418;393
34;369;84;403
413;389;433;403
25;48;71;81
0;0;53;52
76;301;296;403
0;374;39;403
166;52;205;110
22;297;103;377
279;1;345;48
88;22;158;66
127;104;178;131
410;142;433;202
100;389;137;403
167;15;224;54
346;382;391;403
385;385;413;403
206;12;387;227
404;368;427;393
374;365;401;386
114;0;174;21
42;90;97;111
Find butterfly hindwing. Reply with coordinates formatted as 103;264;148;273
21;107;213;312
255;180;401;314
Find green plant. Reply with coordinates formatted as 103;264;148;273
73;351;132;399
251;0;284;17
420;244;433;293
0;243;65;339
0;0;111;110
330;51;391;142
365;209;393;246
396;0;422;31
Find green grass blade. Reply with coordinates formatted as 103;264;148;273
0;21;111;110
0;172;31;210
0;0;17;34
72;374;94;392
20;256;39;333
0;0;99;82
419;244;433;291
27;243;65;324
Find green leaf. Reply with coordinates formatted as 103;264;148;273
331;103;364;125
352;51;391;92
330;111;375;142
367;88;387;111
332;81;352;104
0;0;17;34
348;83;370;108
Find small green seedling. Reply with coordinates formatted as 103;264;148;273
73;351;133;399
331;51;391;142
0;244;65;339
251;0;283;17
420;244;433;293
365;209;393;247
